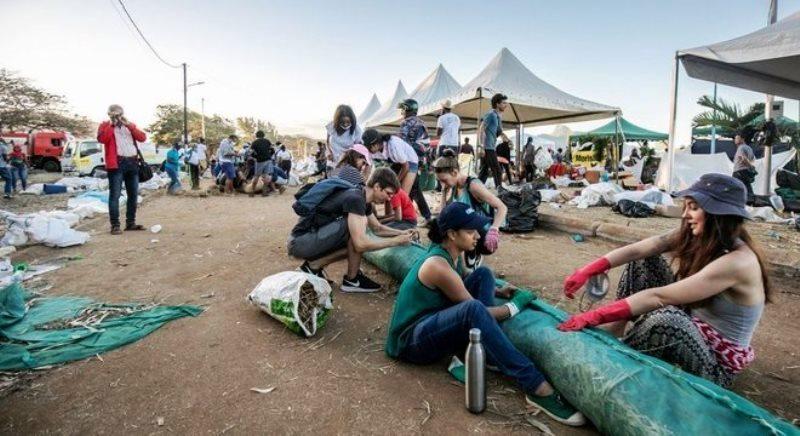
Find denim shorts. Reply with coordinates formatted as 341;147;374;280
254;160;274;177
408;162;419;173
221;162;236;180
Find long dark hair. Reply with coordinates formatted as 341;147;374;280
336;149;364;169
333;105;357;136
669;211;772;303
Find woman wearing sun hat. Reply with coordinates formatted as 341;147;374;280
558;173;770;387
386;202;586;426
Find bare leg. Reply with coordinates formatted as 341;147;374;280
401;172;416;196
307;248;347;270
345;237;362;279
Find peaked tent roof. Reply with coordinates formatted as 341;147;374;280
576;117;668;141
357;94;381;125
679;11;800;100
364;81;408;127
367;65;461;128
448;48;619;127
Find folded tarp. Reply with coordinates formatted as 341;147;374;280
364;243;798;435
0;283;202;370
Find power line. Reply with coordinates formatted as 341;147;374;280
115;0;181;69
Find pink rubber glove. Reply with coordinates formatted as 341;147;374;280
563;257;611;299
558;299;632;331
483;228;500;253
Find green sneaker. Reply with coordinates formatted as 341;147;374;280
525;392;586;427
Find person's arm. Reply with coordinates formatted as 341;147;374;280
325;135;334;161
419;258;512;321
124;122;147;142
367;213;409;237
349;214;411;251
97;122;113;144
436;117;443;138
604;231;676;267
392;205;403;222
469;181;507;230
478;120;486;147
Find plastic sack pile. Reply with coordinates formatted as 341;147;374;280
363;243;798;435
247;271;332;337
0;210;90;248
0;282;202;370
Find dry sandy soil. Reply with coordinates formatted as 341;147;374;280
0;182;798;435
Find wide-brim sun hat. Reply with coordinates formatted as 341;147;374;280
351;144;372;166
675;173;750;219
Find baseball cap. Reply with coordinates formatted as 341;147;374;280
441;99;452;109
675;173;750;219
438;202;491;233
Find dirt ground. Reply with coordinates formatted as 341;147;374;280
0;183;798;434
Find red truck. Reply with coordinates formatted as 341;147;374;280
0;130;67;172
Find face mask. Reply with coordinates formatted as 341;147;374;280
340;123;351;130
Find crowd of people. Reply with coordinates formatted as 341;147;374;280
0;139;31;199
281;95;771;428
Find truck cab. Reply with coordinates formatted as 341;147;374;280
62;140;163;176
1;130;67;172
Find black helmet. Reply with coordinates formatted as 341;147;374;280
362;128;381;147
398;99;418;114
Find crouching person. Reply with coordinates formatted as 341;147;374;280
385;202;585;427
288;167;416;293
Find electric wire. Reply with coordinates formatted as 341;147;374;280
116;0;181;69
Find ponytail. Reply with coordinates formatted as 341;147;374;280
428;219;446;244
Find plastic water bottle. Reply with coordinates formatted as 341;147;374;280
465;328;486;414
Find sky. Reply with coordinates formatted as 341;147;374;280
3;0;799;144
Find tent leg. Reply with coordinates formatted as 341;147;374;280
474;92;483;175
666;52;680;193
516;124;522;180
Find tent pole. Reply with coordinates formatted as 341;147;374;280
667;52;680;193
762;0;778;195
711;82;717;154
516;124;522;180
475;89;483;175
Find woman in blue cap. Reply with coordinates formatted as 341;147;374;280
559;173;770;387
386;202;586;427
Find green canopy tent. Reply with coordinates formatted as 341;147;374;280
577;117;668;141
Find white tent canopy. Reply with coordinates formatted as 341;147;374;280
368;64;461;129
448;48;619;127
657;148;796;191
365;81;408;127
679;10;800;100
357;94;381;126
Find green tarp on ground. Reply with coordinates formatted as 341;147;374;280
0;283;202;371
574;117;668;141
364;243;799;436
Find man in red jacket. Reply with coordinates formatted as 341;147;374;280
97;104;147;235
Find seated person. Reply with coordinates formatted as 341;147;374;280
559;174;769;388
288;167;415;293
386;202;585;427
379;188;417;230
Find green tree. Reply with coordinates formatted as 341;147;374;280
692;96;764;138
148;104;235;149
0;69;92;136
235;117;277;142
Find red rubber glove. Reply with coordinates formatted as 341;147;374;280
563;257;611;299
483;227;500;253
558;299;632;331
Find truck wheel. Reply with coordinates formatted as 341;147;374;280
90;166;107;178
43;159;61;172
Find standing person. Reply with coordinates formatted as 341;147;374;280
165;142;183;194
218;134;238;195
460;137;474;156
9;144;28;192
433;150;507;270
313;141;327;177
732;129;756;200
249;131;274;196
398;98;430;158
0;141;12;199
496;140;513;185
276;143;293;179
362;128;433;225
97;104;147;235
521;137;538;182
186;138;206;190
436;100;460;157
288;167;416;292
326;105;362;172
559;174;768;388
478;93;510;189
385;202;586;426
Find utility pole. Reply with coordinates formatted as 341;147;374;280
182;63;188;145
201;97;206;139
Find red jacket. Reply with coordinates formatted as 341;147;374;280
96;121;147;170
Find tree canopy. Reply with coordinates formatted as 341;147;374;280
0;69;92;136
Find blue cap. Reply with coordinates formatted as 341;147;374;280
438;202;491;233
675;173;750;219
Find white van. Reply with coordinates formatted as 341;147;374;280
61;140;163;176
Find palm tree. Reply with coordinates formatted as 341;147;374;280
692;96;764;138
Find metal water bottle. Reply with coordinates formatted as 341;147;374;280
465;328;486;413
